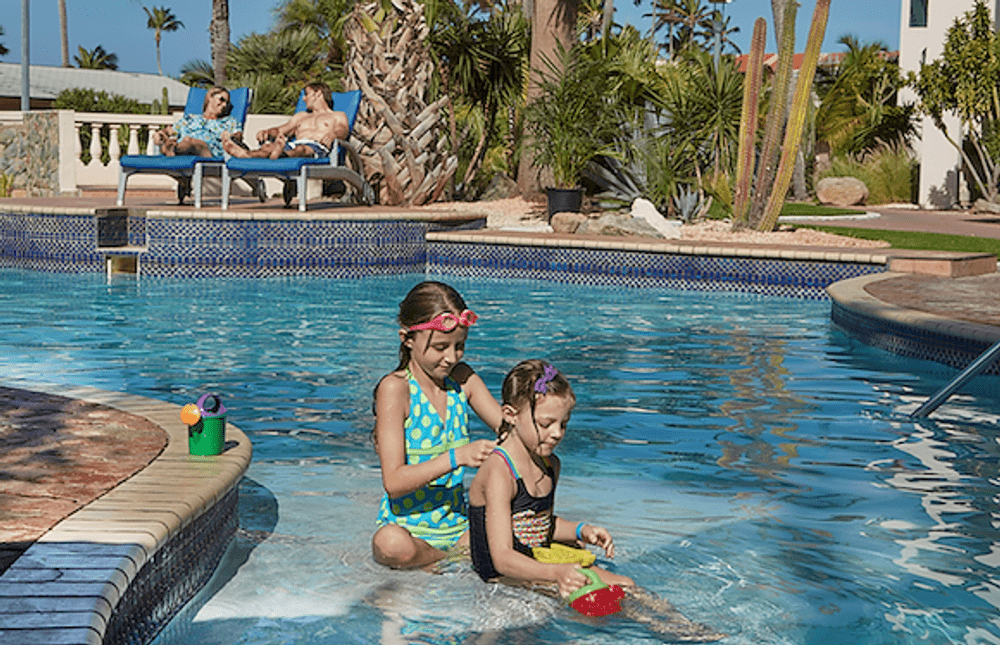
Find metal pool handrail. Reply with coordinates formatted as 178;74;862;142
910;339;1000;418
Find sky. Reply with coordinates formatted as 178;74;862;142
0;0;902;78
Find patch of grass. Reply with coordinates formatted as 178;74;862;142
803;225;1000;255
780;203;861;217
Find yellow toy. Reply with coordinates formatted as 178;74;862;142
532;542;596;567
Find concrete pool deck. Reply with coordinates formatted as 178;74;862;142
1;196;999;644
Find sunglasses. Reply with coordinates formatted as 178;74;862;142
408;309;478;332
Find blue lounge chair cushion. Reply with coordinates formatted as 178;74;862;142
226;156;330;174
120;155;220;171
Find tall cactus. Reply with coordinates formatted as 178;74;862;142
732;18;767;228
747;0;797;230
757;0;830;232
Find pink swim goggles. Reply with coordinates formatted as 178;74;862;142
408;309;478;332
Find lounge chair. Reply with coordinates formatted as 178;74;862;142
117;87;257;207
221;89;374;211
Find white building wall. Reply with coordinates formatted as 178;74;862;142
898;0;1000;208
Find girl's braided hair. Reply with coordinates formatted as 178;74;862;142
497;359;575;444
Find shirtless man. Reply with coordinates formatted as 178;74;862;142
222;82;349;159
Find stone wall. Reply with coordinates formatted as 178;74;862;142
0;112;60;197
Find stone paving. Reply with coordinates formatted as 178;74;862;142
0;388;167;573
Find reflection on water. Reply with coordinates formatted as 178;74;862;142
2;270;1000;644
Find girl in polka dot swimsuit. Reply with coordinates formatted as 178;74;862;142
372;282;502;569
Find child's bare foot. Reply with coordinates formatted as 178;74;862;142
222;131;249;158
269;135;286;159
161;137;177;156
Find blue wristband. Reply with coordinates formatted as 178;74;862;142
576;522;585;540
449;448;457;470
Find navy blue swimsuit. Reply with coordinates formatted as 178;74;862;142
469;447;555;581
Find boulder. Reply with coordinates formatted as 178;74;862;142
551;212;588;234
580;212;662;238
816;177;869;206
479;173;519;201
630;197;682;239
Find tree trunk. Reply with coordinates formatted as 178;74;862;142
601;0;613;41
343;0;458;206
58;0;69;67
516;0;580;198
210;0;230;86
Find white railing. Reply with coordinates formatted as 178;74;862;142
0;110;288;193
72;112;179;189
71;112;287;191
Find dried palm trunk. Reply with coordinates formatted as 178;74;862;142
343;0;457;205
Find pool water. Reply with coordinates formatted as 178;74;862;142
2;269;999;644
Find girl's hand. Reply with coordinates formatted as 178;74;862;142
579;524;615;558
554;564;589;598
457;439;496;467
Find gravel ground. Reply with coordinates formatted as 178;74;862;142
419;198;891;248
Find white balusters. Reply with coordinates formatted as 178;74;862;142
89;124;101;165
128;125;141;155
109;124;122;162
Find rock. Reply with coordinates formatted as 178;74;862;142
551;212;588;234
580;212;662;238
972;198;1000;214
479;173;519;201
816;177;869;206
630;197;682;239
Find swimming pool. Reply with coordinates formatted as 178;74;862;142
2;269;999;644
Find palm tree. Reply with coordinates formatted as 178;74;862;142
815;35;915;155
210;0;229;85
180;59;215;88
276;0;356;75
646;0;681;58
430;6;528;190
516;0;581;195
143;6;184;76
59;0;70;67
0;25;8;58
74;45;119;70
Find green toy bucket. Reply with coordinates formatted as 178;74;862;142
187;394;227;456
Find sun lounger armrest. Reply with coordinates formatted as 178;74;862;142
330;138;365;175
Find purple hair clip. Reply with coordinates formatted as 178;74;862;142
534;364;559;394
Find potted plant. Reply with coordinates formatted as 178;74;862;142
525;45;619;219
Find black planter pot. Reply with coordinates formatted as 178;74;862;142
546;187;584;220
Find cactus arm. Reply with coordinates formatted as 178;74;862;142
758;0;831;232
748;0;798;229
732;17;767;228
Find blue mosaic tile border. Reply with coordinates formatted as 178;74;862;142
0;212;430;278
428;242;886;299
830;300;999;375
1;211;887;295
0;211;104;272
103;487;238;645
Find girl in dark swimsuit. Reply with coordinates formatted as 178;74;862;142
468;360;634;597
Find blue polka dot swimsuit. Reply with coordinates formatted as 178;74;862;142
376;369;471;549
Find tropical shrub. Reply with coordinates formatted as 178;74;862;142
818;139;917;204
524;44;621;189
815;35;916;157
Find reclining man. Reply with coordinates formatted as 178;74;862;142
222;82;350;159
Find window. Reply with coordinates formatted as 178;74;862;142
910;0;928;27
